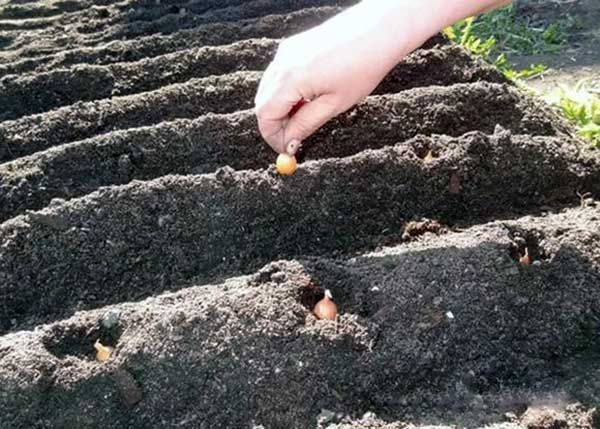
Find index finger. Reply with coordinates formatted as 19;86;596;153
254;74;303;153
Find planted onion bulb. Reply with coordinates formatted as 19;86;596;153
276;154;297;176
519;248;531;266
313;289;338;321
94;339;114;362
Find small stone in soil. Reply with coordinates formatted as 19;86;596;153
270;272;287;283
102;310;121;329
317;409;337;425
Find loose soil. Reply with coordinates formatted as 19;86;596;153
1;0;599;428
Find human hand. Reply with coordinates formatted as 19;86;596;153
254;0;512;155
254;2;405;155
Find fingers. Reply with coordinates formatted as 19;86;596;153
254;67;303;154
254;34;347;155
256;85;339;155
281;95;339;154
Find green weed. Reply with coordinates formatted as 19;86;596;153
545;83;600;148
464;4;578;55
445;6;598;149
494;53;547;81
444;4;581;80
443;16;547;82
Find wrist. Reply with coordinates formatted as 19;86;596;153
351;0;451;67
353;0;511;65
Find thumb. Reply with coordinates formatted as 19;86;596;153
282;94;339;154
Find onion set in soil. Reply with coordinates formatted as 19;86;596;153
313;289;338;321
95;340;114;362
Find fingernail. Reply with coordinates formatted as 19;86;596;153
286;139;300;155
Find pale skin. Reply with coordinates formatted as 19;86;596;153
254;0;512;155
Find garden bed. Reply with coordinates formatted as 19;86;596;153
0;0;599;427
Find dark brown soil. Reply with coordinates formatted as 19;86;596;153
0;6;347;74
1;81;569;222
1;0;599;428
0;0;357;50
0;38;277;120
2;207;600;428
0;43;502;162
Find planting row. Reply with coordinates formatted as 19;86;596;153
1;128;598;331
0;0;256;21
96;0;359;43
0;7;446;76
0;2;115;29
0;0;355;56
0;6;341;74
0;39;276;120
0;82;565;221
1;205;599;426
0;44;502;160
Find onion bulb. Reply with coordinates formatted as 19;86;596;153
94;339;114;362
313;289;338;321
276;154;297;176
423;150;435;163
519;248;531;266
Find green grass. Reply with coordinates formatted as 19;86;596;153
464;4;580;56
444;4;582;81
545;83;600;148
444;5;599;149
443;15;548;82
